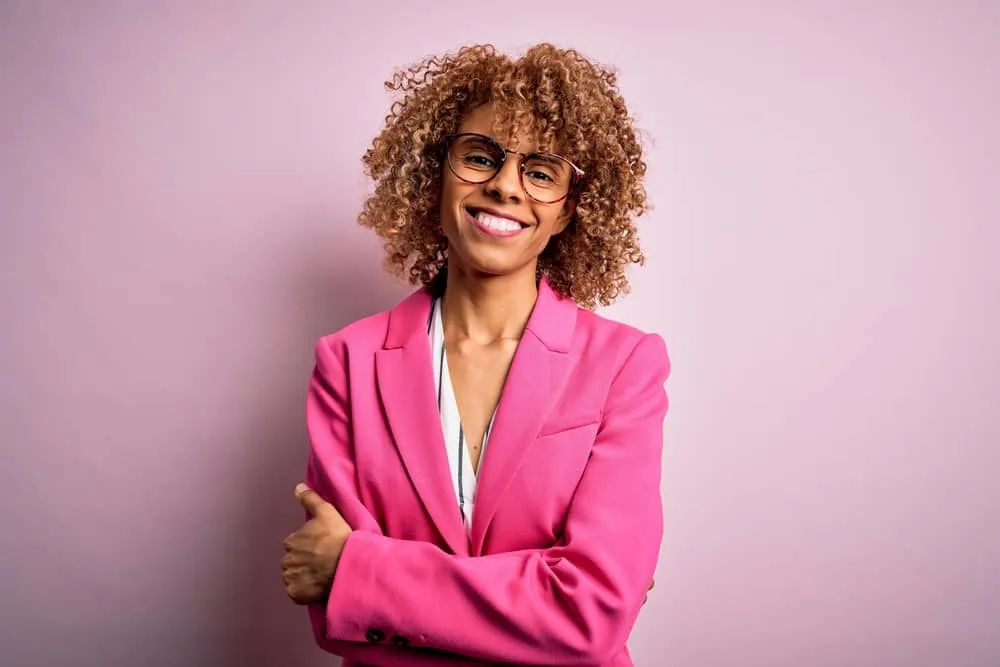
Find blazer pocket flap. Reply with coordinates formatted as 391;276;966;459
537;413;602;439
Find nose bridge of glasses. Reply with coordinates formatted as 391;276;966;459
488;147;528;190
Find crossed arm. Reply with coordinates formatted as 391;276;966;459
282;333;670;665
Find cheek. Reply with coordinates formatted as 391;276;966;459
534;206;569;237
439;177;469;223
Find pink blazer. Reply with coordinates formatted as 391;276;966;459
304;278;671;667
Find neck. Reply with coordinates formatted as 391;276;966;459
440;262;539;344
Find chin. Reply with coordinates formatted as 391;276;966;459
451;245;530;279
461;256;520;278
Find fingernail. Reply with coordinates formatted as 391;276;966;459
294;483;307;495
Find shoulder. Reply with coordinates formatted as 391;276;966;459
311;293;411;375
570;309;671;417
312;286;432;366
315;309;391;359
573;308;668;365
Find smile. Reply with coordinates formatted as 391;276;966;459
465;208;529;238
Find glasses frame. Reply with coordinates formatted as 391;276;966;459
442;132;585;204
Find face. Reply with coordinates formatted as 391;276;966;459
438;103;575;280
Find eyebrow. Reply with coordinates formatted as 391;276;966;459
527;153;563;165
461;132;567;162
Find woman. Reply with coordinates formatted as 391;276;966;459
281;43;671;666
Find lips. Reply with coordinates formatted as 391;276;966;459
465;207;531;238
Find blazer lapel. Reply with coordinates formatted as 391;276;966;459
375;288;468;555
470;278;578;555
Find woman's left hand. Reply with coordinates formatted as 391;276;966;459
281;483;352;605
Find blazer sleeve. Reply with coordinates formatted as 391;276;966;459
303;337;494;667
320;333;671;666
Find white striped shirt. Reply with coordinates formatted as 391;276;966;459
428;298;497;537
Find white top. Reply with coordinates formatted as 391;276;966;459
428;298;496;537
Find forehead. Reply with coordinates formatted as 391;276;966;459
458;102;544;152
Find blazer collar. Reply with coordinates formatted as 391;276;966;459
383;276;577;353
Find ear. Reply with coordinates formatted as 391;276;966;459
552;198;576;235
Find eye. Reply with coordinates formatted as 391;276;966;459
522;155;568;189
525;169;555;183
463;152;498;169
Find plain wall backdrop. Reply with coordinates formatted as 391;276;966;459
2;1;998;666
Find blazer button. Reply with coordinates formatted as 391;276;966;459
365;628;385;643
391;635;409;647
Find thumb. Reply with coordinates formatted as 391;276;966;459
295;483;329;517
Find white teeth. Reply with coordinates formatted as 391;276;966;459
475;211;522;232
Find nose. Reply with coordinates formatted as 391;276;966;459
484;157;524;203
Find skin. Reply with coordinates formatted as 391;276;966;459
282;103;655;606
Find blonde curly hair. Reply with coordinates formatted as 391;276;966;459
358;43;649;309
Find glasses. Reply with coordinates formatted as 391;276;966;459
443;133;585;204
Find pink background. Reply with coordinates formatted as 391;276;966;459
2;1;998;666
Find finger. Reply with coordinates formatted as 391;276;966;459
295;483;330;517
285;576;304;603
648;578;655;591
281;549;310;570
283;565;305;589
284;569;316;606
287;586;309;605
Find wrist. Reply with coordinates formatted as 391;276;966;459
330;529;352;575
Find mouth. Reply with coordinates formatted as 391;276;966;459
465;207;531;238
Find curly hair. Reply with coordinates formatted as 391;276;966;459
357;43;649;309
